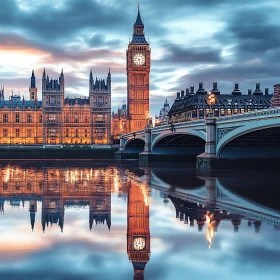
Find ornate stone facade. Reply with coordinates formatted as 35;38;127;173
0;69;111;145
126;7;150;133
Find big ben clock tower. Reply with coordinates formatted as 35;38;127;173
127;180;150;280
127;5;151;133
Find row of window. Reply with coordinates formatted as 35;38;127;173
1;113;109;123
2;128;35;138
2;114;42;123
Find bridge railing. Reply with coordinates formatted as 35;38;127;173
122;130;145;138
216;108;280;124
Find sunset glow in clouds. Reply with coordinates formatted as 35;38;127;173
1;0;280;116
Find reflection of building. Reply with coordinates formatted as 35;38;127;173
0;69;111;145
0;166;116;232
168;82;272;122
127;180;150;280
169;196;265;248
155;99;170;126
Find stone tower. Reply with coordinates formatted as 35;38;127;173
89;69;111;144
127;6;151;133
0;86;4;101
127;180;150;280
42;69;64;144
29;69;38;100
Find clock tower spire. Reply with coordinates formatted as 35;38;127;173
127;5;151;132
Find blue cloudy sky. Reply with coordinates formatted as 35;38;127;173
0;0;280;116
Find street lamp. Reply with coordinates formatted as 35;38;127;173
206;91;216;118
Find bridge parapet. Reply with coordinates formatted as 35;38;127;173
216;108;280;124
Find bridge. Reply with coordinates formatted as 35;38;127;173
116;108;280;169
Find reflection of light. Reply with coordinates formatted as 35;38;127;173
114;177;119;193
206;214;214;249
4;168;11;183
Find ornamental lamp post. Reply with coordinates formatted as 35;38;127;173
206;91;216;118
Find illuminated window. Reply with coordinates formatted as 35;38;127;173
3;128;8;137
3;114;8;123
27;114;32;123
227;109;232;115
16;128;20;137
48;129;56;137
27;129;32;138
48;114;56;122
15;113;20;123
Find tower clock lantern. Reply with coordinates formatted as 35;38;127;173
127;5;151;133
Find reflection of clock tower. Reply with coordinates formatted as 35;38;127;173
127;180;150;280
127;6;151;132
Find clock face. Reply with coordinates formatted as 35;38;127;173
133;237;146;250
133;53;145;66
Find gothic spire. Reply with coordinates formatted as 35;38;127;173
135;4;144;27
31;69;36;88
131;5;148;45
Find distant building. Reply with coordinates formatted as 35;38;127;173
0;69;111;145
168;82;272;122
272;84;280;107
111;101;128;142
155;99;170;126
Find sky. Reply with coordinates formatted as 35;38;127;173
1;0;280;117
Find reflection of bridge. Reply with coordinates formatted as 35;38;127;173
147;171;280;230
116;108;280;169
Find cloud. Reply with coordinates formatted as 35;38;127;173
1;0;280;115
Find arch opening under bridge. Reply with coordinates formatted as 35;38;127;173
219;126;280;158
152;133;205;155
124;138;145;153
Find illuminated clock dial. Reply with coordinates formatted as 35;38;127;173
133;237;146;250
133;53;145;66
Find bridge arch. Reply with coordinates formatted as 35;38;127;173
218;124;280;158
124;138;145;153
152;132;205;155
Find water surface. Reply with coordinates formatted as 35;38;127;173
0;162;279;280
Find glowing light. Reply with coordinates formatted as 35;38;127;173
206;214;214;249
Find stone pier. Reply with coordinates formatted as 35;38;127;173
197;118;219;170
139;127;152;166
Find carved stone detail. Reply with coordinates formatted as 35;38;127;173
218;126;241;140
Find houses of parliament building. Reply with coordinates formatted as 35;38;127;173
0;7;151;145
0;69;112;145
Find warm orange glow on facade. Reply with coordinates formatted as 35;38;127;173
0;69;111;145
127;178;150;280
